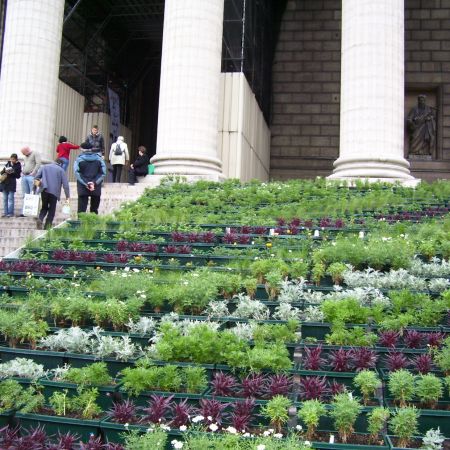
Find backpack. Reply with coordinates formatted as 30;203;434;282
114;144;123;156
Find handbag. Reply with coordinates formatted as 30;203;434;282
0;173;7;183
22;193;41;217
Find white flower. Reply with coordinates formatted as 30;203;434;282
192;415;204;423
124;423;129;428
263;430;271;436
226;426;237;434
207;416;212;421
209;423;219;432
140;294;146;299
257;445;266;450
171;440;184;449
124;266;130;271
133;268;140;272
243;432;250;437
179;425;187;432
305;441;311;447
296;424;303;431
274;433;283;439
160;424;171;431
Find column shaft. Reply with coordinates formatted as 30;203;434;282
0;0;65;161
152;0;224;175
329;0;415;181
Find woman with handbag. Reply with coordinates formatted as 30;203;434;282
0;153;21;217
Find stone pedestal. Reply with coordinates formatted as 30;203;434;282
329;0;416;183
151;0;224;175
0;0;65;161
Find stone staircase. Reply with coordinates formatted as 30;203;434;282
0;180;154;258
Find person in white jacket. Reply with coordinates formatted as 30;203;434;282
109;136;129;183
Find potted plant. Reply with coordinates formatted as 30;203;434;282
388;407;420;448
297;399;327;440
329;393;362;443
260;395;292;433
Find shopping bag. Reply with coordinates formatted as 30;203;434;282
62;204;71;216
22;193;41;217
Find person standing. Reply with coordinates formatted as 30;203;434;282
34;159;70;229
109;136;129;183
20;146;41;196
0;153;21;217
74;149;106;215
128;146;150;185
81;125;105;155
56;136;80;172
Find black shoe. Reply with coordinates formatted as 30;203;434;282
36;219;43;230
18;214;25;217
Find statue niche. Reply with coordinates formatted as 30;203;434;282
406;94;436;157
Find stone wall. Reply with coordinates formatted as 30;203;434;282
270;0;341;180
270;0;450;181
405;0;450;180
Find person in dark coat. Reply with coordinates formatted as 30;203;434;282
128;146;150;185
1;153;22;217
74;150;106;215
81;125;105;155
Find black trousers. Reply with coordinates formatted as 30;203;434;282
112;164;123;183
78;195;101;215
128;169;145;184
39;191;58;228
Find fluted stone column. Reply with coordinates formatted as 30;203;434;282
0;0;65;161
152;0;223;176
329;0;416;182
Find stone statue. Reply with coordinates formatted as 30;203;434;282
406;95;436;156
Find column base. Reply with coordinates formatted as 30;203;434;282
328;154;417;183
150;153;222;176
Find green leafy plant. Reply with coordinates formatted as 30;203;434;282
367;407;389;443
49;387;102;419
434;336;450;375
261;395;292;433
415;374;443;408
326;262;348;285
297;399;327;440
329;393;362;443
0;379;44;413
353;370;381;405
389;407;420;448
388;370;416;407
60;362;113;386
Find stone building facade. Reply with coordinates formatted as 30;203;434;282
271;0;450;181
0;0;448;182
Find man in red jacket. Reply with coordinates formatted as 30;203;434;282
56;136;80;172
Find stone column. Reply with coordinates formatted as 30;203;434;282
151;0;223;176
329;0;416;183
0;0;65;161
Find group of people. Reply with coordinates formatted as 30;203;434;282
0;125;150;229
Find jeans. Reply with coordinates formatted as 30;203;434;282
59;157;69;172
112;164;123;183
21;175;34;196
3;190;14;216
39;191;58;228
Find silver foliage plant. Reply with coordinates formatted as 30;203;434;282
421;428;445;450
0;358;47;380
38;326;142;361
232;293;270;320
126;316;157;335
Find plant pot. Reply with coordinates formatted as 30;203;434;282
0;346;66;369
15;411;102;441
311;432;389;449
0;408;14;428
